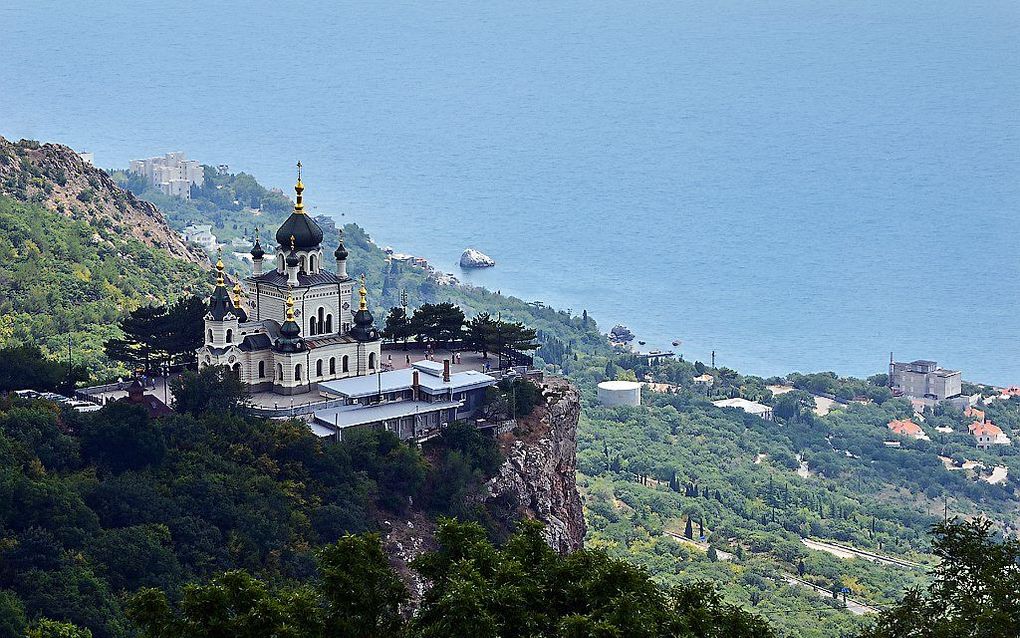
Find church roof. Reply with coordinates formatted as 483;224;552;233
252;270;344;287
305;334;358;349
238;333;273;352
275;164;324;249
277;214;324;250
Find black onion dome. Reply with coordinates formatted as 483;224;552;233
334;235;348;261
276;213;323;250
250;237;265;259
286;248;300;268
350;308;379;342
274;319;306;353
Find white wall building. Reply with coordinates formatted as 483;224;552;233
196;167;381;396
313;359;497;440
712;397;773;421
129;151;205;199
182;224;219;252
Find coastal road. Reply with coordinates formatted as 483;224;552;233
802;538;925;570
782;575;879;615
663;530;734;561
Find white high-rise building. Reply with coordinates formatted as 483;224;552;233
129;151;205;199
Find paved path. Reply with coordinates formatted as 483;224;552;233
782;574;879;615
802;538;925;569
663;530;734;561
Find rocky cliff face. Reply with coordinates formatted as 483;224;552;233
486;376;586;553
0;137;208;266
382;377;585;608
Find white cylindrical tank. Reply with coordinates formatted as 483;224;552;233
597;380;642;406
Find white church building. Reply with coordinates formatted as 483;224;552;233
196;164;381;395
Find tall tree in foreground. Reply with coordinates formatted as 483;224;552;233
169;365;249;416
126;519;774;638
0;343;86;392
409;302;465;347
859;518;1020;638
104;296;205;372
382;306;413;349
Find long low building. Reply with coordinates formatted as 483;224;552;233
712;397;773;421
311;359;498;440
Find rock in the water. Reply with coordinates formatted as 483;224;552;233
460;248;495;268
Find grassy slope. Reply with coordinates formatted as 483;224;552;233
0;195;206;380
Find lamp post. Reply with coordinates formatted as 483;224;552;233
161;361;170;406
66;334;72;388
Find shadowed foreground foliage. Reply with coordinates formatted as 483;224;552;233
126;518;773;638
860;517;1020;638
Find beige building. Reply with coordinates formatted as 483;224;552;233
889;359;961;401
129;151;205;199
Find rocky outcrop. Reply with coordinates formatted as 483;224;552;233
0;137;208;266
459;247;495;268
486;377;586;553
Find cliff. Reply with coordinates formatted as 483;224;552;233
383;377;585;607
0;137;208;266
486;376;586;552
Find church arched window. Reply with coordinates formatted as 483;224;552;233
309;255;316;272
300;255;307;273
316;359;323;377
295;364;302;382
258;361;265;378
329;357;336;374
325;314;333;333
225;329;233;343
342;355;349;373
369;352;377;370
309;317;317;336
276;362;283;381
208;329;213;343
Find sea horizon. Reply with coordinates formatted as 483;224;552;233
2;0;1017;385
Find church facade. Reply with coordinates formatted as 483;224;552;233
196;165;381;395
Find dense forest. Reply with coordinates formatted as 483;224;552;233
0;366;524;637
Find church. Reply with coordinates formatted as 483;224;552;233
196;164;381;395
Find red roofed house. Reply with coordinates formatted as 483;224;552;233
965;406;986;423
118;378;174;418
887;419;929;441
969;421;1011;449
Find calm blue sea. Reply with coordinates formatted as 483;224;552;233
1;0;1018;383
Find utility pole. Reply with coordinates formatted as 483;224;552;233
711;350;715;368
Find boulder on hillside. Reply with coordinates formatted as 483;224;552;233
460;248;495;268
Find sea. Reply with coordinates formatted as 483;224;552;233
1;0;1018;384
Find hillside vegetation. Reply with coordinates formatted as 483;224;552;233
0;368;517;637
